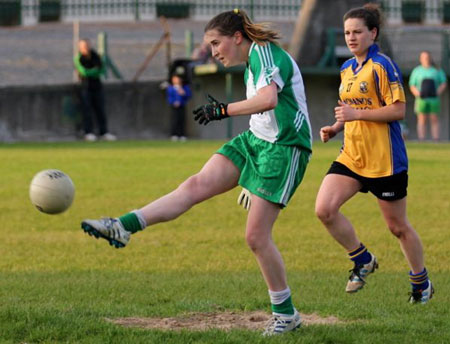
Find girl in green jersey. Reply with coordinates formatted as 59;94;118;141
82;9;311;335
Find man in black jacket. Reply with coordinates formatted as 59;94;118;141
74;39;116;141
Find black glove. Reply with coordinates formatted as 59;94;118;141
193;94;229;125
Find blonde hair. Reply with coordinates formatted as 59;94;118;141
205;9;281;45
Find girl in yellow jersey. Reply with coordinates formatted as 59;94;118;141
315;3;433;304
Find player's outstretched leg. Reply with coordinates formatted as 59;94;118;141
81;217;132;248
81;154;240;249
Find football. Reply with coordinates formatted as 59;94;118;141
29;169;75;214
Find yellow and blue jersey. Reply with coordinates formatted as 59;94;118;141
336;44;408;178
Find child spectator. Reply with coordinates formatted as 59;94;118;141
166;74;192;141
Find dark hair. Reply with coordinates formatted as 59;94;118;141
204;9;281;45
343;3;382;41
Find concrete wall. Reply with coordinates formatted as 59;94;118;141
302;72;450;142
0;81;172;142
0;73;448;142
190;72;450;142
298;0;368;66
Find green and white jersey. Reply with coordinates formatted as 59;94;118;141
245;42;312;151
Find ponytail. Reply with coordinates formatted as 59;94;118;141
205;9;281;45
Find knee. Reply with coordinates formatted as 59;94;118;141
246;228;269;253
315;203;337;225
179;174;198;191
385;219;408;238
177;174;204;203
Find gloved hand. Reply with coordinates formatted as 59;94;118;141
237;188;252;211
193;94;229;125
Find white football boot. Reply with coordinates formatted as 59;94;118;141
262;309;301;336
346;253;378;293
81;217;130;248
409;281;434;304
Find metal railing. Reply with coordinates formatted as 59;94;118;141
382;0;450;25
10;0;301;25
316;25;450;75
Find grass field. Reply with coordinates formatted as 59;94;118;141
1;140;449;343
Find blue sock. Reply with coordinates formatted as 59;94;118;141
348;243;372;265
410;268;429;291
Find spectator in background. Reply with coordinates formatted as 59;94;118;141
166;73;192;141
191;42;214;65
409;51;447;142
164;42;214;89
74;39;116;142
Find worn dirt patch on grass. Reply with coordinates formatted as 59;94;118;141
107;311;343;331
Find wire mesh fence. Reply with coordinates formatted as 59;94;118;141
4;0;301;25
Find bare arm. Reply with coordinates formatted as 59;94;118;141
409;85;420;97
320;121;344;143
226;82;278;116
437;82;447;96
334;100;405;122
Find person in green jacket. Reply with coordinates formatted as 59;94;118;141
409;51;447;141
74;39;116;141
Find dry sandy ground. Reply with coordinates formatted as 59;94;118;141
107;311;343;332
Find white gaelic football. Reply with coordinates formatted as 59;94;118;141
29;169;75;214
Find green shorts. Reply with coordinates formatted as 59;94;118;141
415;97;441;115
217;130;311;207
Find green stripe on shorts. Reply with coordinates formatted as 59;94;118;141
217;130;310;207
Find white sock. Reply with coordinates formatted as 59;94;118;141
268;287;291;305
132;209;147;229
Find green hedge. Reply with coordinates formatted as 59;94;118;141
39;0;61;22
401;1;424;23
0;0;21;26
156;3;190;18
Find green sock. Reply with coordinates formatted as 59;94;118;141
118;212;142;233
271;296;295;315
